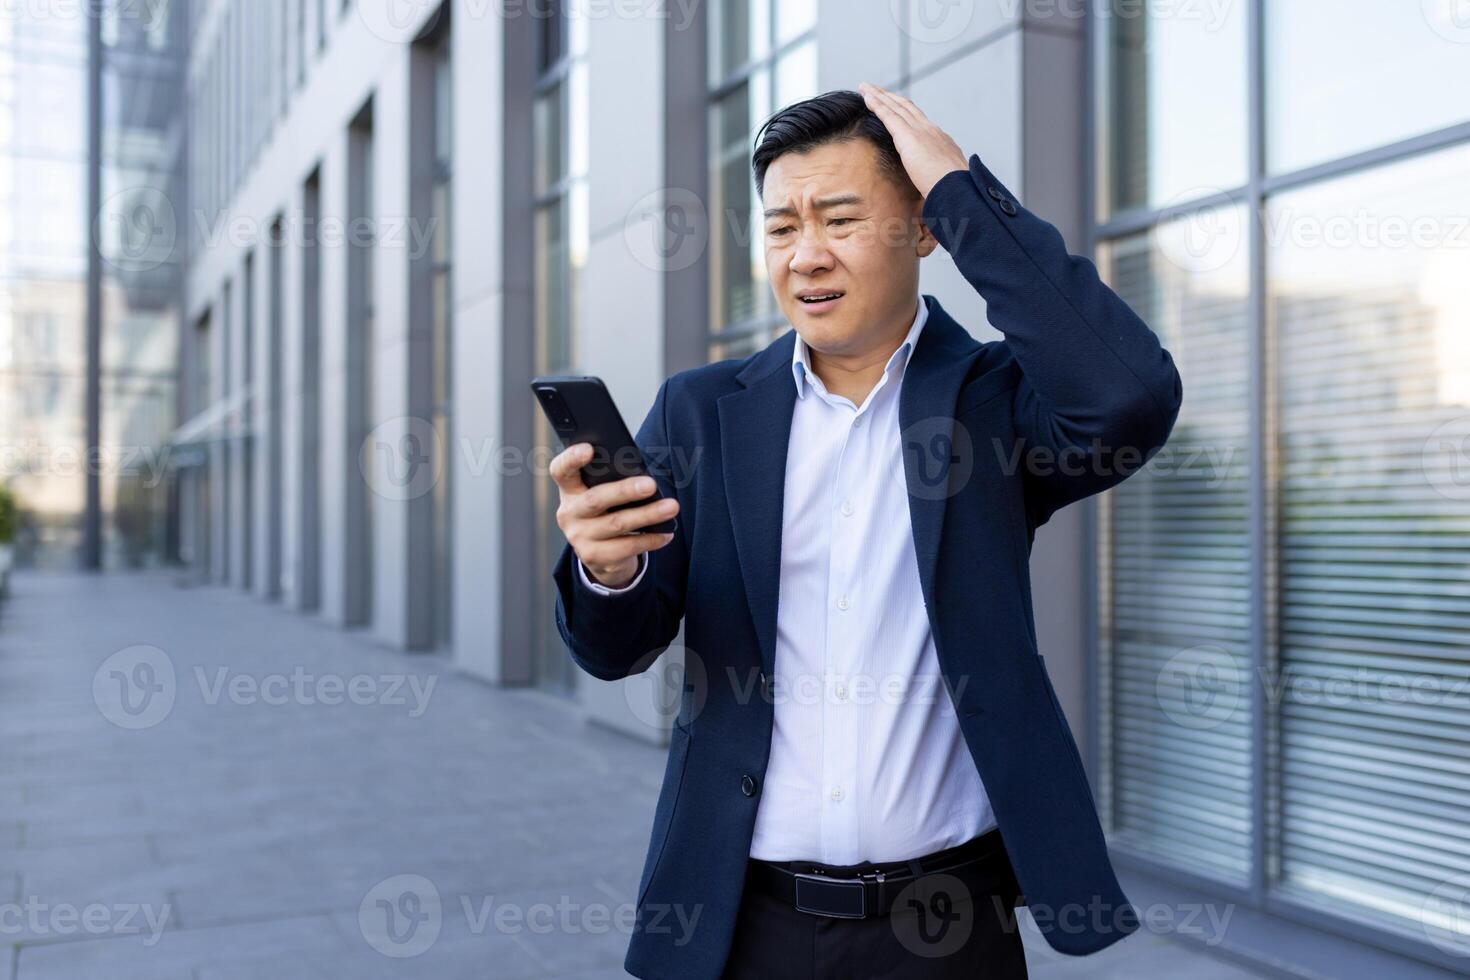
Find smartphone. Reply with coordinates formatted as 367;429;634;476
530;375;678;534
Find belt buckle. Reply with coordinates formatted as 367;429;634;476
792;871;872;919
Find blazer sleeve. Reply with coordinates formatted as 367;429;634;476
550;376;690;680
921;153;1184;530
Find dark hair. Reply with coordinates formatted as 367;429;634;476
751;89;918;202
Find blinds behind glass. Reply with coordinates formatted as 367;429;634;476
1099;208;1255;883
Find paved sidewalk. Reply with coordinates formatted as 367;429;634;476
0;570;1267;979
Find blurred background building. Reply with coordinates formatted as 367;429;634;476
0;0;182;568
3;0;1468;975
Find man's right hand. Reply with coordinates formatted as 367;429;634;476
550;442;681;589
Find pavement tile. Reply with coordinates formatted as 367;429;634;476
17;914;340;980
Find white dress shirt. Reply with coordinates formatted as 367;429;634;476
580;296;997;865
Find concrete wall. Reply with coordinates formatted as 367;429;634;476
450;2;514;681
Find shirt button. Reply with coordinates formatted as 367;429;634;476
741;774;757;797
837;596;850;611
830;786;844;802
840;500;854;517
853;416;864;427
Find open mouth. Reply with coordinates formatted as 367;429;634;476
797;291;845;312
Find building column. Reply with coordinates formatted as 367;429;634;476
318;131;352;625
447;0;513;680
368;44;434;651
1018;13;1090;740
341;107;375;629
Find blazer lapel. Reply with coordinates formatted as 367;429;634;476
899;296;986;618
718;330;799;680
716;296;982;678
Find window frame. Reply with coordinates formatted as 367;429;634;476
528;1;588;694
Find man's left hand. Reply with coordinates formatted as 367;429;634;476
858;82;969;200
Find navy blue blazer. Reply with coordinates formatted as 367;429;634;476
553;152;1184;978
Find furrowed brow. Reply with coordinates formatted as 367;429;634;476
763;193;864;219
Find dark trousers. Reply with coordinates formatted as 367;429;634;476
720;848;1029;979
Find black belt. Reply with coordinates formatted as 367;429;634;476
745;829;1021;920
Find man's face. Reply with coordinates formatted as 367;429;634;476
761;138;937;356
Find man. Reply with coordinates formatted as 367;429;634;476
547;84;1183;978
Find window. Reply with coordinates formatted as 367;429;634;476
296;0;306;88
1094;2;1470;967
1094;0;1246;218
530;0;588;691
1266;0;1470;175
1268;144;1470;937
266;217;286;597
280;0;289;118
241;251;255;589
298;169;323;609
429;30;453;648
220;277;232;578
194;314;212;419
221;277;232;406
214;30;223;216
346;103;375;625
706;0;816;358
193;313;213;572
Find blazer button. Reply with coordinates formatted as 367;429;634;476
999;198;1018;216
986;185;1005;201
741;774;757;797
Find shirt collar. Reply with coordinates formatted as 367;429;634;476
791;295;928;400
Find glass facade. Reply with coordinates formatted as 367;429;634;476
0;1;181;568
530;0;589;692
706;0;816;357
1095;2;1470;963
0;11;87;567
0;11;88;566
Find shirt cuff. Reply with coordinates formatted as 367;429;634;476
577;552;648;595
